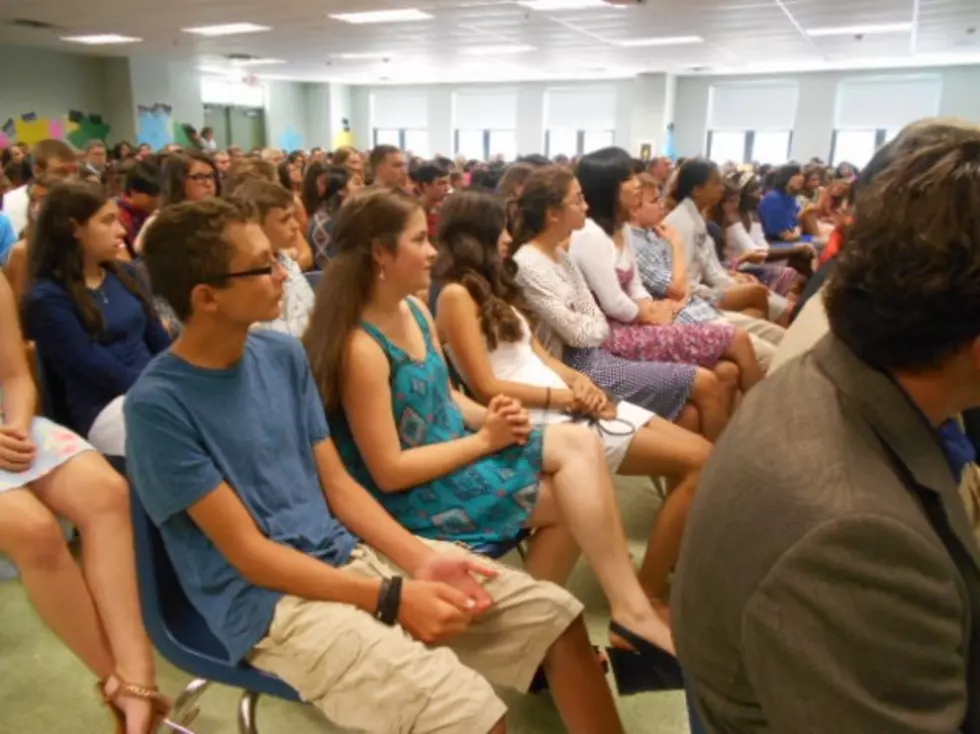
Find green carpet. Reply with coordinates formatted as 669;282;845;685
0;477;692;733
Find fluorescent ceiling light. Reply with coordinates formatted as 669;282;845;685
231;58;285;66
518;0;615;9
61;34;142;45
462;44;535;56
329;9;433;24
183;23;271;36
806;22;913;37
332;51;397;60
615;35;704;47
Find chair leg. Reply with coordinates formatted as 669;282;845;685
238;691;260;734
171;678;209;728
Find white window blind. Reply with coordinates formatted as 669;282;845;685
544;87;616;131
371;89;428;129
707;82;799;132
834;75;942;130
453;90;518;130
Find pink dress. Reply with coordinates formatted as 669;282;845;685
603;265;736;367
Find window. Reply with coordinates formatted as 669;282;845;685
403;129;430;158
832;75;943;168
488;130;517;161
546;129;579;158
830;129;883;168
371;89;428;156
706;81;799;163
708;131;747;164
453;90;518;161
582;130;615;154
544;86;616;158
453;129;517;161
751;131;792;164
456;130;485;160
374;128;400;147
372;128;429;156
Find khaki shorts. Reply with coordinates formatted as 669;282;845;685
249;540;583;734
718;311;785;371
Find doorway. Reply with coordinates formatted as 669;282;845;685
203;105;267;151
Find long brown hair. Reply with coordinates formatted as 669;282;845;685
29;181;155;340
511;165;577;253
433;190;527;349
303;188;422;411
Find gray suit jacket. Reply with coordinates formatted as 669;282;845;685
673;335;980;733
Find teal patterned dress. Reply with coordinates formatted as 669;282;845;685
331;299;545;546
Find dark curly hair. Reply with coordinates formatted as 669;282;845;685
825;119;980;371
433;189;528;349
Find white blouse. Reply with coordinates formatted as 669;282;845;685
512;244;609;357
724;220;769;263
569;219;650;324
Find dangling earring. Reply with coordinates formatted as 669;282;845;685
379;268;386;281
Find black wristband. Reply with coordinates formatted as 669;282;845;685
376;575;403;626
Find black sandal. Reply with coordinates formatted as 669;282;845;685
528;645;610;694
607;622;683;696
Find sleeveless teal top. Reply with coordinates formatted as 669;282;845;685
331;299;545;545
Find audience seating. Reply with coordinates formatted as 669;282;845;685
128;473;302;734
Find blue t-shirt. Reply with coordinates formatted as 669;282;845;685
757;190;800;241
124;331;358;663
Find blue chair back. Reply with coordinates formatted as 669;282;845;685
127;474;299;701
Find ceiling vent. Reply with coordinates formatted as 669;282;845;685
6;18;60;30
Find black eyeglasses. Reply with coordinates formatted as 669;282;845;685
199;265;276;285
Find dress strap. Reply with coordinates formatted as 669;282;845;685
405;297;437;353
359;320;400;383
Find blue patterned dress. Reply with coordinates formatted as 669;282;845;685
331;299;545;546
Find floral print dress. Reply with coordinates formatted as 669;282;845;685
0;414;93;494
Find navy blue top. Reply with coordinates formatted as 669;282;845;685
25;266;171;435
125;331;357;662
758;190;801;241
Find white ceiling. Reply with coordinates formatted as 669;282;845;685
0;0;979;84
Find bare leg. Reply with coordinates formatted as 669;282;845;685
617;416;710;480
637;472;699;608
531;423;673;653
688;369;729;441
32;452;158;734
723;328;764;391
543;617;624;734
712;360;740;409
674;403;702;436
718;283;769;316
0;487;115;679
617;419;709;620
523;522;581;587
489;718;508;734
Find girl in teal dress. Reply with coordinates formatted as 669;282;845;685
306;187;676;659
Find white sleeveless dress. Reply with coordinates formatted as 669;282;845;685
447;308;654;471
